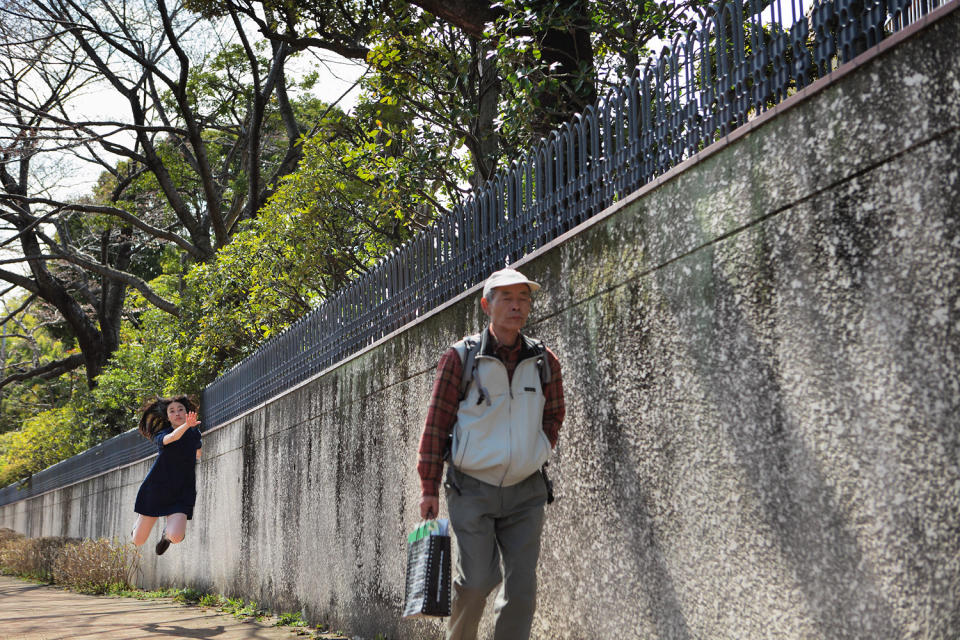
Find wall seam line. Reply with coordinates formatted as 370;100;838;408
532;121;960;321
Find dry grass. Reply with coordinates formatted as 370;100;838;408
52;537;140;594
0;531;74;582
0;527;21;545
0;529;139;593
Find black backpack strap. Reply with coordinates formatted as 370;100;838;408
527;337;552;388
445;334;481;475
453;334;482;401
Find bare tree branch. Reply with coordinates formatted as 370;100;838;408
0;352;85;390
0;293;37;326
34;229;179;316
0;193;206;259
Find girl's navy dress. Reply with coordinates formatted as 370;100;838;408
134;426;202;519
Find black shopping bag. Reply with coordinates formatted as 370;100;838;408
402;520;451;618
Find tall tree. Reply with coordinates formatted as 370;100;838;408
0;0;308;387
234;0;704;184
0;7;133;384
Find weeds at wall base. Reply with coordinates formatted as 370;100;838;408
0;528;136;593
106;585;350;637
2;530;356;638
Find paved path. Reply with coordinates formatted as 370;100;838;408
0;576;337;640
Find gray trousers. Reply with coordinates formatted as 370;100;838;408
444;469;548;640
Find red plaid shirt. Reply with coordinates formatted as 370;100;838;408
417;330;565;497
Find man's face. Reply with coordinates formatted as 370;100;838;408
481;283;532;334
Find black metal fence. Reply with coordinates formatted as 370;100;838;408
0;428;156;507
1;0;949;507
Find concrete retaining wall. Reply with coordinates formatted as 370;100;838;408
3;7;959;639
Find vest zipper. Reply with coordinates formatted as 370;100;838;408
507;354;543;486
472;353;543;488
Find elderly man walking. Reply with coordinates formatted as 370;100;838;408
417;267;565;640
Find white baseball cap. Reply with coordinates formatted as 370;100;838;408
482;268;541;299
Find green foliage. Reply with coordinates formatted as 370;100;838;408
220;597;264;619
198;593;222;607
0;290;135;485
107;585;178;599
487;0;595;139
171;586;208;604
0;406;87;487
90;281;194;426
363;8;477;160
0;294;83;436
164;103;441;382
589;0;713;81
276;611;307;627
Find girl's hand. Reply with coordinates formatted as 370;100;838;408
184;411;201;428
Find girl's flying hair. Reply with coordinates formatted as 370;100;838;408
138;395;198;439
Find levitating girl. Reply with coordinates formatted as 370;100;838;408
131;396;202;555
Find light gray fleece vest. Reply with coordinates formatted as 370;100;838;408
450;346;551;487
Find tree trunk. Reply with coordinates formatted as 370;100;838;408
528;0;597;137
469;38;501;188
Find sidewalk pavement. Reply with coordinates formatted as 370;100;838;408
0;575;342;640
